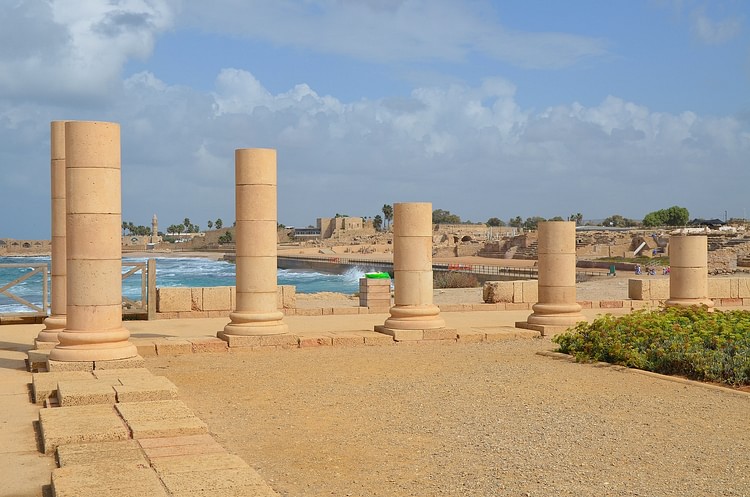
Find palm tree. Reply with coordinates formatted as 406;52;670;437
207;220;213;230
382;204;393;230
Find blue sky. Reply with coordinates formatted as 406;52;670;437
1;0;748;239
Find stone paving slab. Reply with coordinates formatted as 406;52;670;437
159;467;276;495
57;379;116;407
39;404;129;454
91;367;154;380
56;439;148;467
32;371;94;404
115;400;207;439
52;464;167;497
138;433;225;459
149;452;249;475
481;326;541;340
114;375;179;402
26;348;51;372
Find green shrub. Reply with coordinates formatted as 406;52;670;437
553;307;750;386
433;271;480;289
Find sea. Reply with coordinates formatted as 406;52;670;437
0;256;365;314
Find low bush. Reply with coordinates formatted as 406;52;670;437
433;271;480;289
553;306;750;386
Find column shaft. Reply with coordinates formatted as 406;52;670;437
666;235;713;309
382;202;445;330
525;221;585;328
38;121;68;344
49;121;137;362
220;148;287;337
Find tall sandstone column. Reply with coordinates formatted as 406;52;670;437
37;121;68;346
220;148;288;341
49;121;137;362
376;202;448;340
665;235;713;310
520;221;585;334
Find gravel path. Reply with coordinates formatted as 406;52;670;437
148;339;749;497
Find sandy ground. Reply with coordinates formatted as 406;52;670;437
148;339;750;497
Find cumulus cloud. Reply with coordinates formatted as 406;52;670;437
177;0;608;69
0;0;174;102
3;66;747;238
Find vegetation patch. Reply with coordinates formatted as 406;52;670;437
553;307;750;386
433;271;480;289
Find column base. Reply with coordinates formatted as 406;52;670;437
665;298;714;311
515;321;579;337
36;315;66;347
383;304;445;331
374;325;457;342
46;355;145;372
48;341;139;362
220;321;289;339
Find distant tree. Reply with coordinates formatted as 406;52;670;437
486;217;505;227
215;218;223;229
183;218;191;230
218;231;233;244
334;213;349;218
567;213;583;225
549;216;565;221
207;220;213;229
643;206;689;227
432;209;461;224
373;215;383;231
602;214;639;228
509;216;523;228
382;204;393;229
176;224;185;234
522;216;546;230
191;224;200;233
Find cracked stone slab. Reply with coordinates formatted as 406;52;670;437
115;400;207;439
57;379;116;407
160;467;277;495
149;452;249;475
56;439;148;467
52;465;167;497
39;404;129;454
32;371;94;404
114;376;179;402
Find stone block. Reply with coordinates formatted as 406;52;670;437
190;287;203;311
299;335;333;347
363;333;395;346
577;301;593;309
522;280;538;303
188;337;229;353
483;281;513;303
331;334;365;347
131;340;157;357
155;311;179;320
322;307;334;315
457;330;484;343
628;279;647;300
512;280;525;303
708;278;732;299
52;465;167;497
482;326;540;341
422;328;458;340
149;452;249;475
719;298;742;307
599;300;624;308
207;310;230;318
92;368;153;381
505;302;530;311
39;404;129;454
114;376;179;402
57;379;116;407
650;279;670;300
738;279;750;298
332;307;360;315
32;371;94;404
56;439;147;467
259;334;298;347
157;287;192;312
730;279;740;299
471;303;498;311
26;349;51;372
366;304;391;313
95;356;145;370
280;284;296;309
159;468;272;495
202;286;231;311
115;400;208;439
155;340;193;356
217;333;261;348
47;360;94;372
295;308;323;316
374;326;423;341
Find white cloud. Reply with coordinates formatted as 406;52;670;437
178;0;608;69
0;0;174;101
691;8;743;44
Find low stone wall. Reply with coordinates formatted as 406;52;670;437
628;278;750;300
483;280;538;304
156;285;296;319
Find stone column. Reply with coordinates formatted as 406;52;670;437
37;121;68;347
665;235;713;310
49;121;138;362
376;202;448;340
519;221;585;334
219;148;288;342
151;213;158;244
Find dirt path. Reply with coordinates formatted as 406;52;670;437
148;339;749;497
